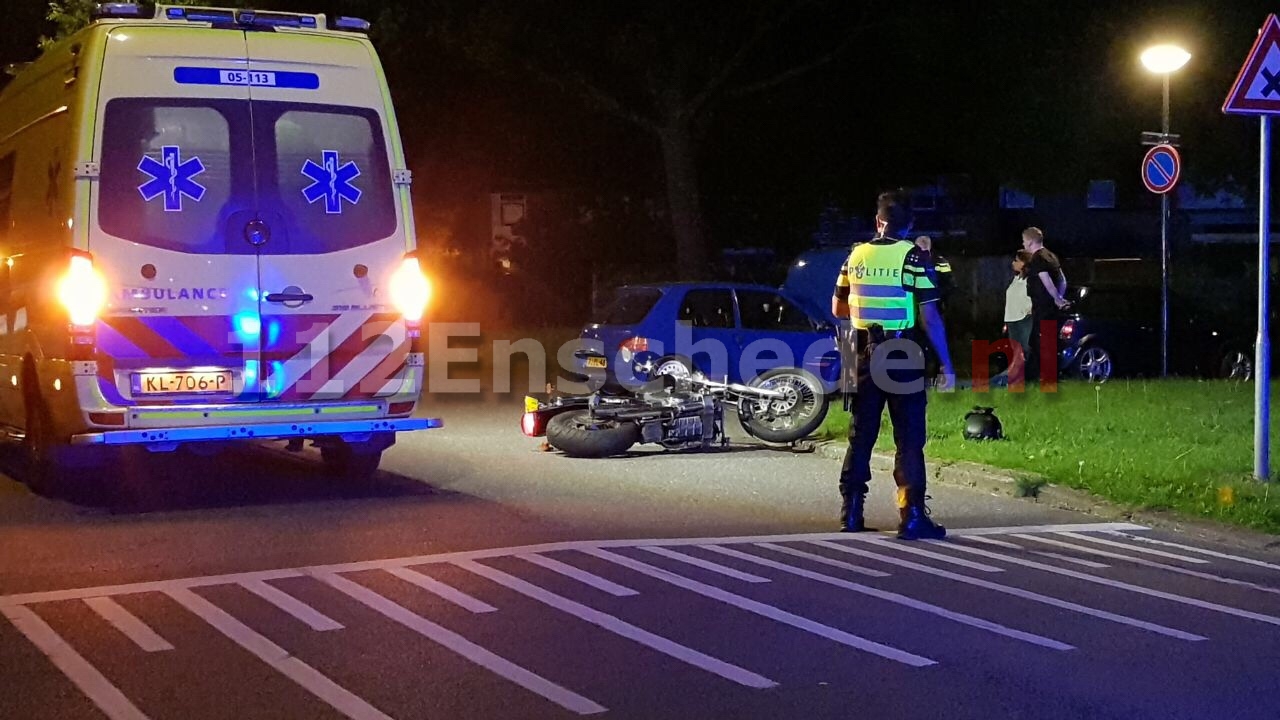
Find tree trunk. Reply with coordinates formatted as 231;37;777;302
657;119;707;278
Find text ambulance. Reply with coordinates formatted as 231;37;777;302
0;4;438;492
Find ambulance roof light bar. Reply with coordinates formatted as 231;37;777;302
163;6;323;29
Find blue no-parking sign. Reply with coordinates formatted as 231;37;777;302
1142;144;1180;194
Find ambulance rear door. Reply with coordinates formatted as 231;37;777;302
93;25;264;406
245;32;410;406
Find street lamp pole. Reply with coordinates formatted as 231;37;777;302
1141;44;1188;375
1161;72;1170;377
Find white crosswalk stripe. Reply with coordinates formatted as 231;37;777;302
4;522;1280;720
1012;534;1280;596
84;597;175;652
807;540;1205;641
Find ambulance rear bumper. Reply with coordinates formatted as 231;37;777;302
70;417;442;446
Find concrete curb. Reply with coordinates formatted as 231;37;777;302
816;440;1280;554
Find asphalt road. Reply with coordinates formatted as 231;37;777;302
3;397;1280;720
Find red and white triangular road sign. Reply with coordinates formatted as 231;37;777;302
1224;14;1280;114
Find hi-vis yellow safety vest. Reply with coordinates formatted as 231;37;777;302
846;240;915;331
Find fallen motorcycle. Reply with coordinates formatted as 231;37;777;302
521;358;829;458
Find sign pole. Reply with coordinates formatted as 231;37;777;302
1223;13;1280;481
1258;114;1272;482
1161;74;1171;377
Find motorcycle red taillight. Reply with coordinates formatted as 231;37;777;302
521;411;545;437
1059;319;1076;341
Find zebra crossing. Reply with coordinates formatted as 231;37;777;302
4;521;1280;719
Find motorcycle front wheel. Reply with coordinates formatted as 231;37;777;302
739;367;829;443
546;410;641;458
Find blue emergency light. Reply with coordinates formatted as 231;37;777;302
92;3;146;19
330;16;372;32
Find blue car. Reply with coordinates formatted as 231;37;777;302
574;282;840;390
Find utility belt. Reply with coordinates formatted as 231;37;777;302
853;324;917;346
838;323;919;409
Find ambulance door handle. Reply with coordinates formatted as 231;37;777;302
265;292;314;304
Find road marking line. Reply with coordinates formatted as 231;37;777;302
860;539;1005;572
166;588;390;720
518;554;641;597
638;546;771;583
751;543;890;578
240;580;344;631
1033;553;1111;570
937;541;1280;627
583;548;936;667
713;545;1072;651
1102;531;1280;572
1054;532;1211;564
808;541;1203;641
0;522;1149;608
2;605;150;720
84;597;174;652
962;537;1108;567
1012;535;1280;597
964;536;1024;550
457;560;775;688
386;568;498;614
316;572;605;715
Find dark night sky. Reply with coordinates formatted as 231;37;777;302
4;0;1278;253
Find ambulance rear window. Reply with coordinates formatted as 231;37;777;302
261;104;396;254
99;99;240;254
98;98;396;254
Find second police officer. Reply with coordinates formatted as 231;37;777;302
832;190;954;540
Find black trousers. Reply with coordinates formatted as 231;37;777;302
1026;308;1060;382
838;343;927;505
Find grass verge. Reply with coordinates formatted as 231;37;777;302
817;379;1280;534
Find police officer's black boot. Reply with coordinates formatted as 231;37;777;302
897;488;946;541
839;485;867;532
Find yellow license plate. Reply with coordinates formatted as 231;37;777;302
584;356;607;368
524;396;541;412
134;370;233;395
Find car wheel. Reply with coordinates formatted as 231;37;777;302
320;440;385;484
1219;350;1253;381
652;355;693;380
1075;345;1113;383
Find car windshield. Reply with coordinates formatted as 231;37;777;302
594;288;663;325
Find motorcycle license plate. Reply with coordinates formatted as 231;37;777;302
524;396;541;412
584;356;607;368
133;370;232;395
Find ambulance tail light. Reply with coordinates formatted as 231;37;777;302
390;256;431;322
57;253;108;329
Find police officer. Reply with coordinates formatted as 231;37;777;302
832;191;954;540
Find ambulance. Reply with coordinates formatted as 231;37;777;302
0;4;439;492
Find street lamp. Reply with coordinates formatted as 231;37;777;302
1141;43;1190;378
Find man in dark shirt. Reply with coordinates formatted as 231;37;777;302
1021;227;1068;381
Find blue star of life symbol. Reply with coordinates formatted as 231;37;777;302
137;146;206;212
301;150;362;214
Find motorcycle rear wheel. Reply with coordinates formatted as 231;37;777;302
546;410;641;458
739;367;829;443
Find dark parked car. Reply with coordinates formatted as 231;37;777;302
1054;284;1244;382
